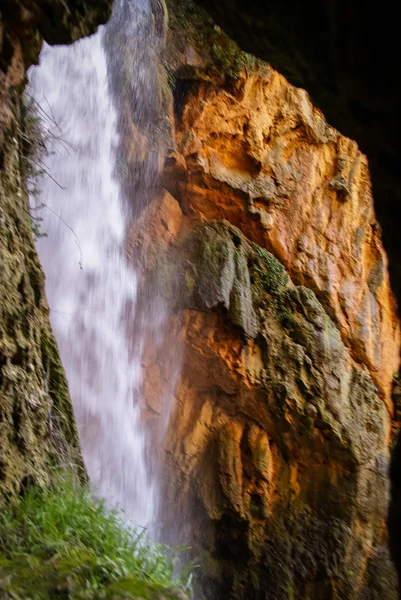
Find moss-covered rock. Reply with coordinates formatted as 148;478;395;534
164;0;269;83
0;96;85;497
151;220;287;339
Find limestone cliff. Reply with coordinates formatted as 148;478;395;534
191;0;401;333
128;1;401;597
0;0;112;496
185;0;401;577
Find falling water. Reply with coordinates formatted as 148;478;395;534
28;0;166;528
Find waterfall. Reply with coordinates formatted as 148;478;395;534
28;0;167;529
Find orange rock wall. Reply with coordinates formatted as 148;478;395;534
127;3;401;597
165;68;400;409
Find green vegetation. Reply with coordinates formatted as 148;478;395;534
21;95;48;179
251;246;289;295
40;330;86;479
0;477;191;599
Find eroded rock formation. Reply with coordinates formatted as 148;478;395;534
185;0;401;578
1;0;400;596
128;2;401;597
192;0;401;315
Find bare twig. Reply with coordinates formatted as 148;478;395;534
49;309;80;325
42;203;83;270
30;157;65;189
44;95;62;133
36;99;61;132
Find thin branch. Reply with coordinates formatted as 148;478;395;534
50;304;103;322
44;96;62;133
50;309;80;325
36;99;61;132
26;97;75;153
75;239;83;270
50;136;74;156
42;203;83;270
30;157;65;189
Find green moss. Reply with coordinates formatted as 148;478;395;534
199;552;223;581
40;329;86;480
250;246;289;295
228;249;258;338
0;476;191;599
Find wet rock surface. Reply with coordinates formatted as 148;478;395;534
128;2;401;596
137;213;398;598
191;0;401;319
163;0;400;410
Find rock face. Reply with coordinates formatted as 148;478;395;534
163;0;400;410
0;0;112;497
128;2;401;597
162;221;396;599
184;1;401;575
192;0;401;318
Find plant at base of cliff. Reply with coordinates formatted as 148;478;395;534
0;476;192;599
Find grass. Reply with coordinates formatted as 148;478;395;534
0;476;192;599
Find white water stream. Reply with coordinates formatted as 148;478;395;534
28;0;163;528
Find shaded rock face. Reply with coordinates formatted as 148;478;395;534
127;2;401;597
138;210;398;599
174;225;397;599
0;112;84;496
1;0;112;52
0;1;112;497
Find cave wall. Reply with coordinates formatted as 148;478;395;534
128;1;401;597
1;0;400;596
163;0;400;409
0;0;112;497
192;0;401;315
186;0;401;583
